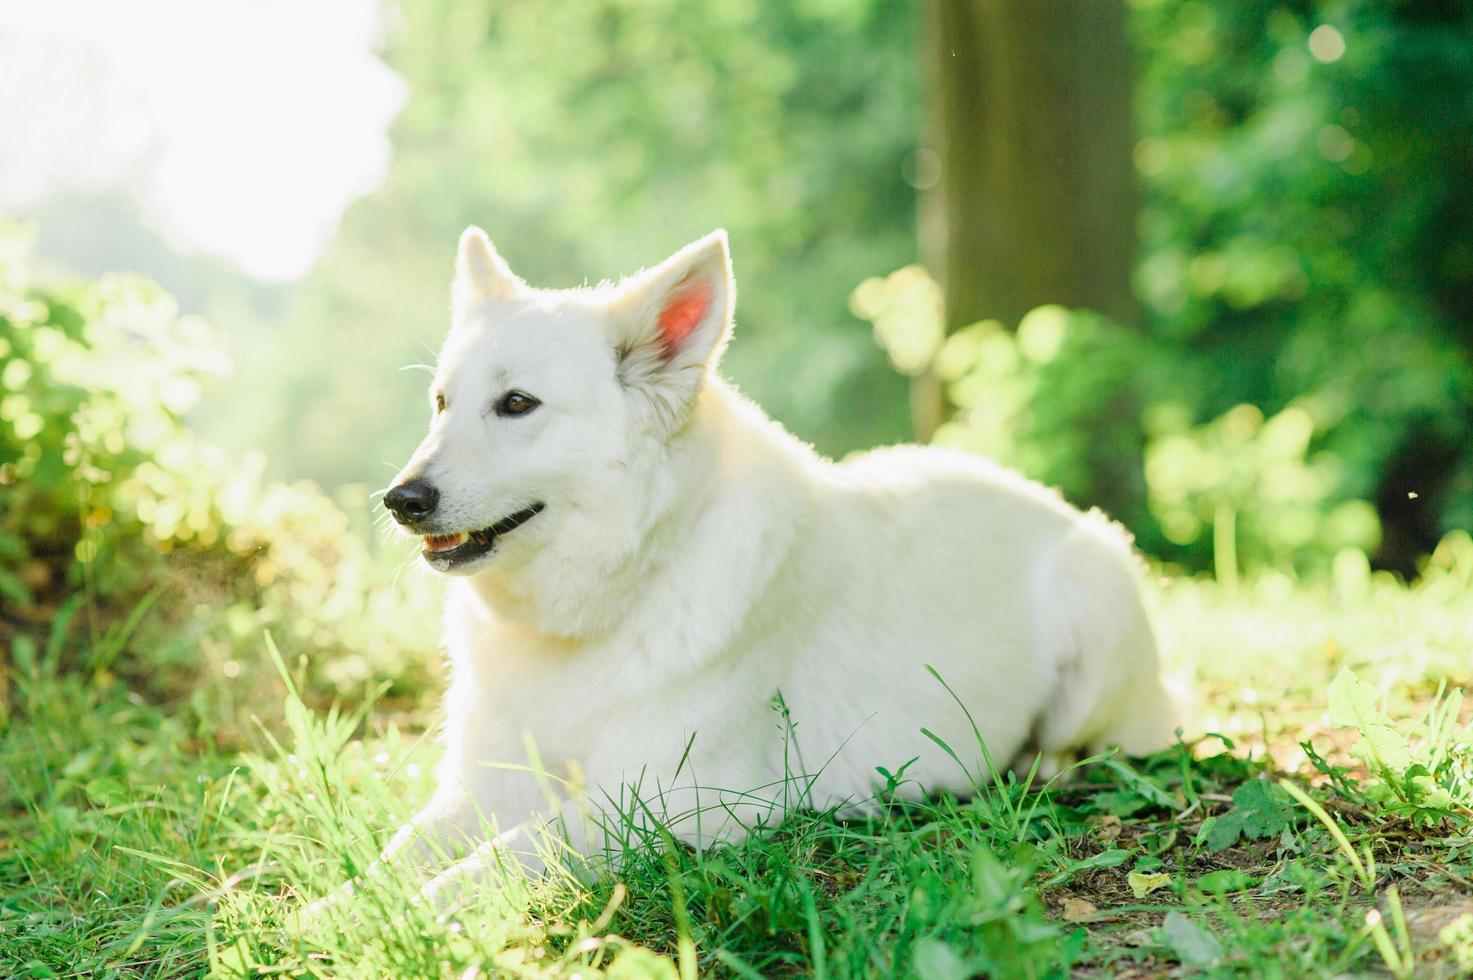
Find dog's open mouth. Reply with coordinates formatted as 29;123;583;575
421;503;545;564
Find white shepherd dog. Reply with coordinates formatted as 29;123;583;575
369;227;1176;908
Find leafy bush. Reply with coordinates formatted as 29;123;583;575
0;225;232;611
0;225;440;727
848;1;1473;580
854;269;1148;517
1144;401;1380;582
1132;0;1473;568
852;265;1386;578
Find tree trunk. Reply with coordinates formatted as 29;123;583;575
915;0;1142;519
919;0;1139;337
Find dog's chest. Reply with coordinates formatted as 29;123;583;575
443;612;789;813
454;624;680;737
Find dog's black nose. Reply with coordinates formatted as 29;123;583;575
384;480;440;524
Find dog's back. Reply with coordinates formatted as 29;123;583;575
718;419;1173;808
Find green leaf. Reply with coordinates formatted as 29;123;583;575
1194;869;1258;894
1162;911;1223;968
1046;848;1133;887
1206;780;1296;852
1326;669;1383;728
1258;862;1316;895
608;946;680;980
1355;723;1413;772
11;633;37;675
1074;848;1133;871
1093;788;1152;817
0;566;33;607
1233;780;1295;838
912;938;972;980
1128;870;1173;898
1202;812;1241;853
1327;669;1412;771
1102;758;1179;809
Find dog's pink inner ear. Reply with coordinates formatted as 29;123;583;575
657;276;714;355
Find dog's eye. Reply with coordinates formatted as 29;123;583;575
496;390;540;417
435;393;446;414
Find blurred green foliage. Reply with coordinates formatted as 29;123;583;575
855;270;1148;524
205;0;919;488
856;0;1473;575
7;0;1468;635
193;0;1471;580
1144;402;1380;583
853;267;1384;578
0;227;440;724
0;223;232;611
1130;0;1473;564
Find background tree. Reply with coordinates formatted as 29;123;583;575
919;0;1139;334
913;0;1142;517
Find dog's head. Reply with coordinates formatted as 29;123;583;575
385;227;735;575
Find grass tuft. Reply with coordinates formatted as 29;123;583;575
4;571;1473;976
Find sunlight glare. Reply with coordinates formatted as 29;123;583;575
0;0;406;281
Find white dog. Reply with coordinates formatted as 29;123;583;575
371;227;1175;906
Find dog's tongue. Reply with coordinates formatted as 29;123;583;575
424;532;468;552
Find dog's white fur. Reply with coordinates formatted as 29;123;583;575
372;227;1175;906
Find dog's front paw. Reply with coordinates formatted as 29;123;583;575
414;843;511;921
303;880;352;918
415;863;477;921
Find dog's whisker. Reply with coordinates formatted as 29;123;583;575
388;556;418;590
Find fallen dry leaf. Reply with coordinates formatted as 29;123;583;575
1094;814;1123;842
1062;897;1099;921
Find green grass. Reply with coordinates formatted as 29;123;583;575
4;544;1473;978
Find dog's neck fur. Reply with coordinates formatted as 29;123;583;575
459;379;812;648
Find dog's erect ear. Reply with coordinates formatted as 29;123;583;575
608;230;735;430
453;226;526;314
